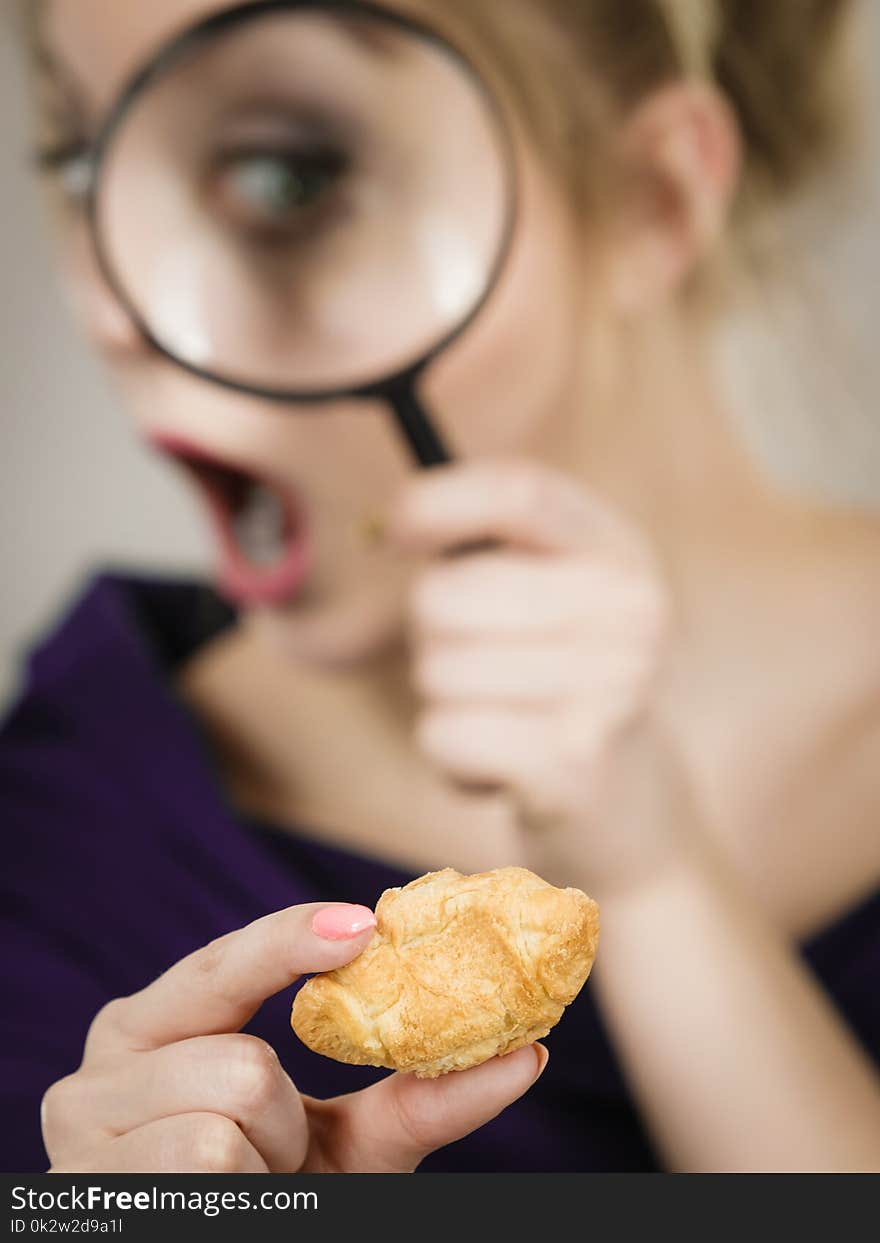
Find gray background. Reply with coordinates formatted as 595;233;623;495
3;6;880;707
1;16;209;708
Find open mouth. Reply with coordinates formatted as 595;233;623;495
149;432;313;607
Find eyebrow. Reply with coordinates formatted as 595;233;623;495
336;12;406;58
29;0;93;120
32;1;403;129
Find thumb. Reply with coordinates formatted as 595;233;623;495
317;1044;548;1173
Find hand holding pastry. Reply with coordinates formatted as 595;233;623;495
391;460;681;898
42;903;546;1173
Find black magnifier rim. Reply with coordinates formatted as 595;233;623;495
87;0;519;406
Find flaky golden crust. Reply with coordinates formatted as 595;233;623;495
290;867;600;1078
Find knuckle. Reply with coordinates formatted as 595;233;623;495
41;1075;78;1135
193;934;231;980
225;1037;281;1115
192;1114;248;1173
390;1080;446;1156
86;997;129;1047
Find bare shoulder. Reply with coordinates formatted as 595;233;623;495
717;502;880;937
786;506;880;933
796;504;880;686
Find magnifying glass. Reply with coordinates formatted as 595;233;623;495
88;0;517;468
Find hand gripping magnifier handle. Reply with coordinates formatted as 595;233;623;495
388;377;497;554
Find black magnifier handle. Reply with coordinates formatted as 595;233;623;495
388;379;452;468
388;379;498;554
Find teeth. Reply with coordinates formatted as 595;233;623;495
232;482;287;566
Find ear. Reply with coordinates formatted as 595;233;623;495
606;81;742;316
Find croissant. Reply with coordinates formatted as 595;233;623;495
291;866;600;1078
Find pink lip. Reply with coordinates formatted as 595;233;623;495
147;431;314;607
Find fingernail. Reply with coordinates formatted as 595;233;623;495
311;904;377;941
532;1043;550;1080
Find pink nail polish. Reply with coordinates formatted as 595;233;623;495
311;905;377;941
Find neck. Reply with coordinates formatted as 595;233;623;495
537;306;793;577
182;608;521;872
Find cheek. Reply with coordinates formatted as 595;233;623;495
59;221;145;358
422;158;588;459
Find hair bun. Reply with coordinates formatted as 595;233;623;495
714;0;860;208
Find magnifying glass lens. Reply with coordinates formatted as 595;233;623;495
94;6;512;395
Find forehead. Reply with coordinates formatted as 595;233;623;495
45;0;438;110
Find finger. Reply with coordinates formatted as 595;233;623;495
417;705;554;787
59;1036;308;1174
410;554;653;637
55;1113;269;1174
415;639;572;704
414;637;644;704
306;1044;548;1173
390;461;635;556
84;903;377;1062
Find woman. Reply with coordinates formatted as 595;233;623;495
3;0;880;1173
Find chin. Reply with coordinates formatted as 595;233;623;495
247;588;407;672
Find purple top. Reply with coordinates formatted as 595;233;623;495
2;573;879;1173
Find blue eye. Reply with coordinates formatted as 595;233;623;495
229;155;321;213
211;147;349;238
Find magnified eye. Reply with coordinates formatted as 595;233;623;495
207;144;351;242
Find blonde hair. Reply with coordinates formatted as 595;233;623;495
22;0;861;245
447;0;861;236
